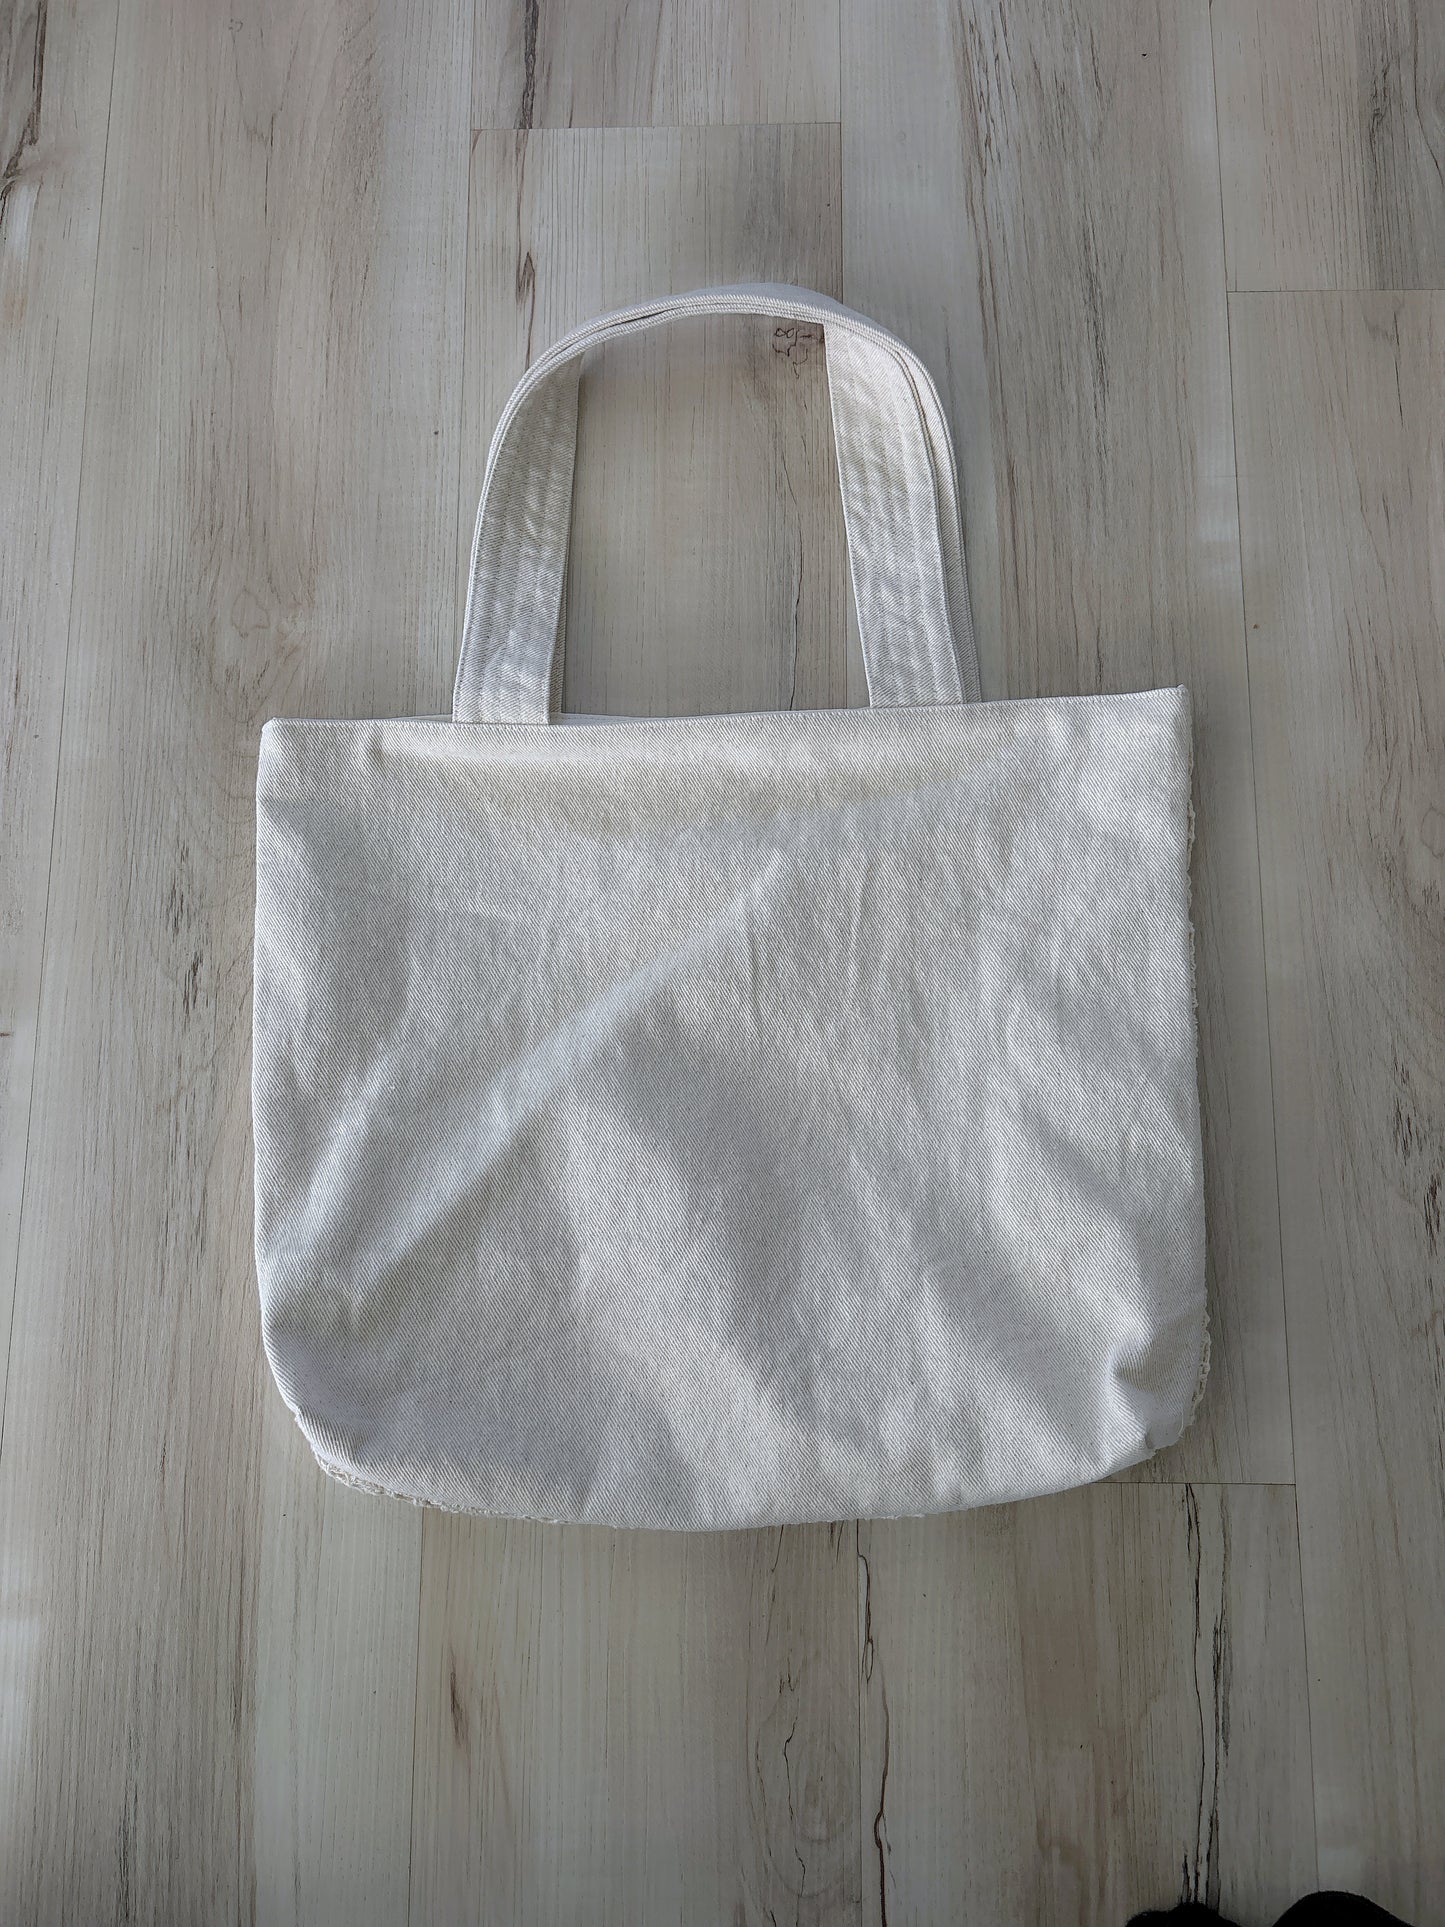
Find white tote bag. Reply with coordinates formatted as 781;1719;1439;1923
253;285;1207;1530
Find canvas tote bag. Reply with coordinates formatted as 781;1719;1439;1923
253;284;1207;1530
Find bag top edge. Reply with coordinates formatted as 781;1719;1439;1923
259;685;1191;742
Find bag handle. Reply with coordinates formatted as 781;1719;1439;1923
452;284;980;724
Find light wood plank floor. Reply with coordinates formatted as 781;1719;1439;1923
1;2;1440;1921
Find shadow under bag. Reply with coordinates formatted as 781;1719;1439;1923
252;284;1208;1530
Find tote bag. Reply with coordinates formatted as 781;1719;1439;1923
253;284;1207;1530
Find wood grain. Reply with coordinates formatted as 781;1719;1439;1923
1231;289;1445;1919
0;0;115;1442
1214;0;1445;291
411;1521;860;1925
859;1485;1316;1925
0;0;470;1916
3;0;1443;1915
472;0;840;129
842;0;1292;1485
254;1451;424;1927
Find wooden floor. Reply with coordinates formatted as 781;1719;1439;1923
2;2;1441;1921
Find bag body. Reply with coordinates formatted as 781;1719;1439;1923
253;285;1207;1529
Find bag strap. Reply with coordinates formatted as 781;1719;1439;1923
452;284;980;724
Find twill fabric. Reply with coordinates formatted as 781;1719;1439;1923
253;285;1208;1530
